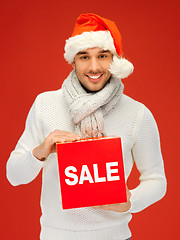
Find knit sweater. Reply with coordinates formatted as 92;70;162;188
6;89;167;240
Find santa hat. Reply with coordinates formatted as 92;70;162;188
64;13;134;79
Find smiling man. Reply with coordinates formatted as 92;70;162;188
6;13;167;240
73;48;113;92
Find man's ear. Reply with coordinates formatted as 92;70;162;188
72;61;75;69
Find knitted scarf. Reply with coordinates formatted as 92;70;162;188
62;70;124;138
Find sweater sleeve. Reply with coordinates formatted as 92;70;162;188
6;94;46;186
129;105;167;213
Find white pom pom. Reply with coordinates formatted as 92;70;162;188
109;55;134;79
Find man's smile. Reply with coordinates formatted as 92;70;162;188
86;74;103;82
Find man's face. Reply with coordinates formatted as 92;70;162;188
72;47;113;92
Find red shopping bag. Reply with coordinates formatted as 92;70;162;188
56;136;127;209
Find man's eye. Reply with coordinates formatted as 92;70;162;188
80;56;88;60
99;55;107;59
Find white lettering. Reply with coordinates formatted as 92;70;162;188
106;162;120;181
65;166;78;186
93;164;106;183
79;165;94;184
64;162;120;186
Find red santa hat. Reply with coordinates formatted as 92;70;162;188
64;13;134;79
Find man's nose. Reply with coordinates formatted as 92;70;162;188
89;58;101;73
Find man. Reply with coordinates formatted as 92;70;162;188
6;13;167;240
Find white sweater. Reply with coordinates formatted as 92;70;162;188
6;89;167;240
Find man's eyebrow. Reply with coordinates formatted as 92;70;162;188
76;50;111;55
98;50;111;53
76;51;88;55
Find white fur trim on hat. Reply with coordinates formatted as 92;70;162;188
64;30;116;64
109;55;134;79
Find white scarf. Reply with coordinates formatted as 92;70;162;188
62;70;124;138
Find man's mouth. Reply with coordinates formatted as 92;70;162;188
86;74;103;81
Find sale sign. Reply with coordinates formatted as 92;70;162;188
56;136;127;209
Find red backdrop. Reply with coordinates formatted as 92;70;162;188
1;0;179;239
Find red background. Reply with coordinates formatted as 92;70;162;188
1;0;179;239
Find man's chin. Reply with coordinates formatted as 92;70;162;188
79;76;111;93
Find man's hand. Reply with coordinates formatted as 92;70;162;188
92;186;131;213
33;130;81;161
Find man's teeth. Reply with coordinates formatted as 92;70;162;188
88;75;102;79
